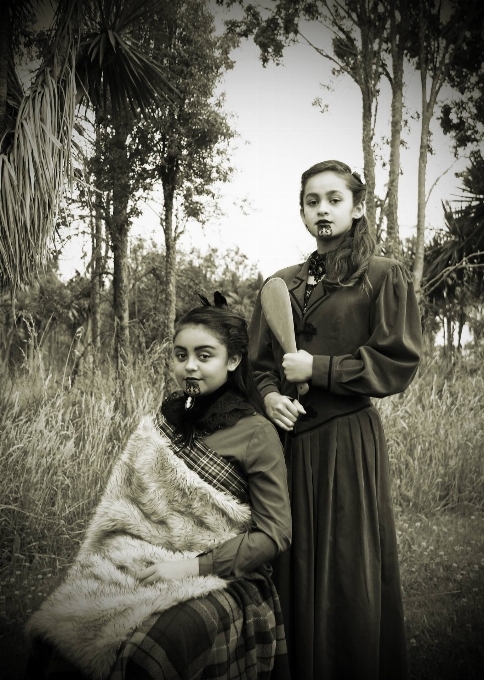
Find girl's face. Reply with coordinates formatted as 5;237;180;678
300;171;364;249
173;325;241;397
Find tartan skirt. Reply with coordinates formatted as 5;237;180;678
25;573;289;680
272;405;409;680
110;572;289;680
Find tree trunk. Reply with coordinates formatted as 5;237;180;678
446;315;453;357
413;2;432;294
413;107;430;293
412;0;459;291
110;124;131;371
90;204;103;354
162;186;178;393
357;7;379;242
111;213;129;371
361;88;377;240
457;309;465;351
386;0;406;259
90;114;103;361
0;0;10;143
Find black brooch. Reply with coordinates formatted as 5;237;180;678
296;322;317;341
299;405;318;422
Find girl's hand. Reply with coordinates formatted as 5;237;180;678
264;392;306;431
282;350;313;383
136;559;199;584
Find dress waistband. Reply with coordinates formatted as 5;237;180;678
290;391;372;437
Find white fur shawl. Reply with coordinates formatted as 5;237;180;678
26;416;252;680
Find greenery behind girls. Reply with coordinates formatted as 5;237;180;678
249;160;423;680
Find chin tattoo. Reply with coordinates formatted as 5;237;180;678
184;379;200;410
317;224;333;237
185;379;201;394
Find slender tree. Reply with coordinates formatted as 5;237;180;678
137;0;237;385
409;0;484;293
381;0;409;258
223;0;391;239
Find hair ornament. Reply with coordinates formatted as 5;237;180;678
351;169;364;184
213;291;229;309
197;294;211;307
197;291;229;309
185;395;195;411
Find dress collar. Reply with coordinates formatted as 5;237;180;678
160;383;255;445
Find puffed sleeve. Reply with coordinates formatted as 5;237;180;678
312;263;422;397
248;288;282;398
198;421;291;578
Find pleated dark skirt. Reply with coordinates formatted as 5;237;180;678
272;405;409;680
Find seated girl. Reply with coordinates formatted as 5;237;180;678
25;294;292;680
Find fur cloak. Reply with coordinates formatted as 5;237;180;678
26;416;252;680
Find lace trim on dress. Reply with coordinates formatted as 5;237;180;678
304;251;327;312
160;383;256;445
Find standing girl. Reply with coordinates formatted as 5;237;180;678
26;296;292;680
249;160;422;680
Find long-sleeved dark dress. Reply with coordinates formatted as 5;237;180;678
249;254;423;680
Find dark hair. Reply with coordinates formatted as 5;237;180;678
174;305;265;415
299;160;375;290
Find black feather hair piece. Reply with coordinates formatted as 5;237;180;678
213;291;228;308
197;292;229;309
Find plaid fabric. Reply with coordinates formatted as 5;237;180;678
156;415;250;504
109;572;290;680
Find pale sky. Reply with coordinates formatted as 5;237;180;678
60;2;475;280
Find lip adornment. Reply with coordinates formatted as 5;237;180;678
317;221;332;237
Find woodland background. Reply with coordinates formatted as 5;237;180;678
1;1;484;678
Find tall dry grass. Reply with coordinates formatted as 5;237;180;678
380;348;484;513
0;345;166;625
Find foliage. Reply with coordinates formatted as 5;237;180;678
438;17;484;153
0;239;261;376
0;264;92;372
129;0;238;386
421;151;484;348
0;0;179;292
136;0;237;224
407;0;484;291
127;240;261;351
0;0;81;291
75;0;177;119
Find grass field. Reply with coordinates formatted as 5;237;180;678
1;347;483;678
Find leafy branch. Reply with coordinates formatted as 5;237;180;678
422;251;484;296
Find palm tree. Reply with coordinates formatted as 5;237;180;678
422;151;484;351
0;0;175;291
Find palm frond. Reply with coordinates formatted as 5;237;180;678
0;1;81;290
0;0;178;290
76;0;178;118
